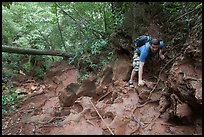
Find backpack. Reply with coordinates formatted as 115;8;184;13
133;35;152;48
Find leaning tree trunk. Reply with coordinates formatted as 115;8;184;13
2;45;70;57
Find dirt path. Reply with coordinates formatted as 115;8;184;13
2;59;202;135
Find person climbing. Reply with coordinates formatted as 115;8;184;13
128;36;165;88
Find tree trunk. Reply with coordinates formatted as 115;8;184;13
2;45;70;57
56;3;67;52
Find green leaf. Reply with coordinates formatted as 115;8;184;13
2;2;12;9
51;3;57;14
195;3;202;11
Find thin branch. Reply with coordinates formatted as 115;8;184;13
55;2;77;22
55;4;67;52
132;100;158;115
131;115;145;129
89;98;114;135
55;2;86;35
97;91;112;102
55;2;105;39
143;121;174;126
26;18;53;50
174;8;198;21
143;114;160;129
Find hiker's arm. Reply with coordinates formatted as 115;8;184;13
138;61;145;86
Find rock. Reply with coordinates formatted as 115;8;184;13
59;83;80;107
158;95;170;113
136;86;150;100
112;54;131;81
96;86;104;96
99;65;113;87
30;113;52;123
176;103;192;124
60;108;71;116
145;81;155;89
176;103;192;118
76;79;96;97
167;56;202;107
189;81;202;104
109;115;128;135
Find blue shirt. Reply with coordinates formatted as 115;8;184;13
136;41;164;63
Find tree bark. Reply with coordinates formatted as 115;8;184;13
56;3;67;52
2;45;70;57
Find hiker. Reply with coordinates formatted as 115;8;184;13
128;37;165;87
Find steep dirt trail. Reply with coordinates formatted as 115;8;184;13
2;59;201;135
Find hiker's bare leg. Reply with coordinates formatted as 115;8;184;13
130;69;136;82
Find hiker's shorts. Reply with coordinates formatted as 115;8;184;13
132;52;140;72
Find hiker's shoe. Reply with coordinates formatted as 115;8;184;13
128;81;134;88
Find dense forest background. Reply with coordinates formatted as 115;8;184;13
2;2;202;117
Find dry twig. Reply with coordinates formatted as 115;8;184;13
89;98;114;135
131;115;145;129
132;100;159;115
97;91;112;102
143;121;174;126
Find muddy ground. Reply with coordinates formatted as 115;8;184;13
2;58;202;135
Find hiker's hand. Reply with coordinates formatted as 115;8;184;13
138;80;145;86
160;54;165;60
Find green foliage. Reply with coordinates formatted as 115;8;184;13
2;2;13;9
2;2;121;82
195;3;202;11
2;2;59;80
91;39;107;55
161;2;201;22
79;72;90;81
159;2;201;50
2;82;23;117
51;3;57;14
22;61;32;74
2;53;25;81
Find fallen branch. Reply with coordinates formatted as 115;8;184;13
132;100;159;114
97;91;112;102
143;121;174;126
130;126;140;135
86;119;97;127
148;114;161;130
143;114;160;129
89;99;114;135
146;79;161;101
131;115;145;129
138;100;158;108
174;8;198;21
